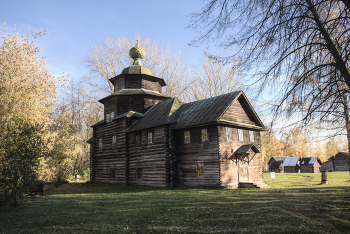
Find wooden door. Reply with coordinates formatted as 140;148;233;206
238;159;248;182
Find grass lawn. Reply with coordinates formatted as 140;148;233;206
1;172;350;234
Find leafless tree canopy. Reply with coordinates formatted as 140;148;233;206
190;0;350;132
83;36;189;100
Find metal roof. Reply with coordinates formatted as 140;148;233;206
99;88;170;103
91;119;105;127
282;157;300;166
114;111;144;120
300;157;319;165
234;144;260;154
86;137;94;144
126;97;184;132
173;91;241;129
270;161;283;169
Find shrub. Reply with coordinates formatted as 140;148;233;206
0;118;46;206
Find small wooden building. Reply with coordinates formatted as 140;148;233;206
268;156;286;173
282;156;300;173
88;42;267;188
300;157;322;173
321;152;349;172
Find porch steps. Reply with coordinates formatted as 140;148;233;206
238;181;270;189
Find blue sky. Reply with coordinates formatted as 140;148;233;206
1;0;205;80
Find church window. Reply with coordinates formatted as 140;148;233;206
197;163;204;176
201;129;208;142
238;129;244;141
249;130;254;142
96;169;103;177
226;127;232;141
110;168;116;178
110;111;114;120
147;131;153;144
136;168;143;179
184;131;191;144
106;113;110;122
112;135;117;149
99;138;103;151
135;133;141;146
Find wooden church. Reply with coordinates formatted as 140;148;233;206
87;41;266;188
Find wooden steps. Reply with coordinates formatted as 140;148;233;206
238;181;270;189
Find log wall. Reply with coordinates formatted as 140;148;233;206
142;79;162;93
114;77;125;91
321;153;349;171
175;125;220;187
321;160;334;172
128;126;167;187
334;154;350;171
103;96;167;117
220;98;258;126
125;76;142;89
218;125;263;187
112;75;162;93
92;118;126;184
284;166;299;173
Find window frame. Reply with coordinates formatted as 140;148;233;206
226;127;232;141
238;129;244;141
136;168;143;179
110;168;116;178
201;128;208;142
96;169;103;178
112;135;117;149
147;131;154;144
134;133;141;146
98;138;103;151
184;130;191;144
197;163;204;176
249;130;254;142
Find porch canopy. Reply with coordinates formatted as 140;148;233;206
229;144;260;163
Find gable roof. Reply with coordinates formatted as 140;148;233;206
234;144;260;154
268;156;287;164
218;92;264;128
91;119;105;127
338;152;349;157
172;91;241;129
270;161;283;169
126;97;184;132
282;157;300;166
300;157;320;165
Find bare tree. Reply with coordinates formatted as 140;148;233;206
187;55;242;101
190;0;350;169
83;35;190;100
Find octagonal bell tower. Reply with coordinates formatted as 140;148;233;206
99;40;171;120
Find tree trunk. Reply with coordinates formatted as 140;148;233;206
340;81;350;174
306;0;350;91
